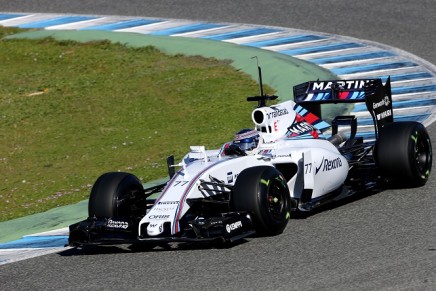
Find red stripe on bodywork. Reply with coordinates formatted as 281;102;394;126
339;91;350;100
303;112;318;124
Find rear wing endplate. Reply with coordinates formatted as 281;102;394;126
293;78;393;138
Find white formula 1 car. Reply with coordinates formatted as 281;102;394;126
69;70;432;246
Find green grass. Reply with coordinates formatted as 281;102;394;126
0;26;273;221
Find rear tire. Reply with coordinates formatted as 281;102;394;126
375;122;432;187
88;172;144;218
231;166;291;235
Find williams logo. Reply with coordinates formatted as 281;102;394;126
315;157;343;174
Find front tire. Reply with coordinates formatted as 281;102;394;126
231;166;291;235
375;122;432;187
88;172;145;218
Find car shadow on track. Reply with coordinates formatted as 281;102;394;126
291;188;383;219
58;238;249;256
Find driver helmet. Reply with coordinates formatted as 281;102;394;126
232;129;260;152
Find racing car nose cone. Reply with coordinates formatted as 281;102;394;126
147;221;165;236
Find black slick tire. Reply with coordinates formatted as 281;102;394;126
375;121;432;187
231;166;291;235
88;172;144;218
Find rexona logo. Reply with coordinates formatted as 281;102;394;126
311;80;369;90
315;157;343;174
107;219;129;229
226;221;243;233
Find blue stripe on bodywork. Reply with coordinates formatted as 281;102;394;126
280;42;363;56
202;28;281;41
294;105;308;115
244;34;325;48
316;121;331;131
350;91;365;99
309;51;395;65
18;16;97;28
81;19;162;31
151;23;225;36
294;105;330;130
331;61;418;75
0;14;25;21
315;92;326;100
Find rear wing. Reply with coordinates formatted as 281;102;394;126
293;78;393;137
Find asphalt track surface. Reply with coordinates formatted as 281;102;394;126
1;1;435;290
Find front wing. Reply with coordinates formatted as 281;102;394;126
68;213;254;246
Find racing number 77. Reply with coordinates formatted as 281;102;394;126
305;163;312;174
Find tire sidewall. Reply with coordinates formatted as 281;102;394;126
375;122;432;187
256;168;291;234
88;172;144;218
232;166;291;235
